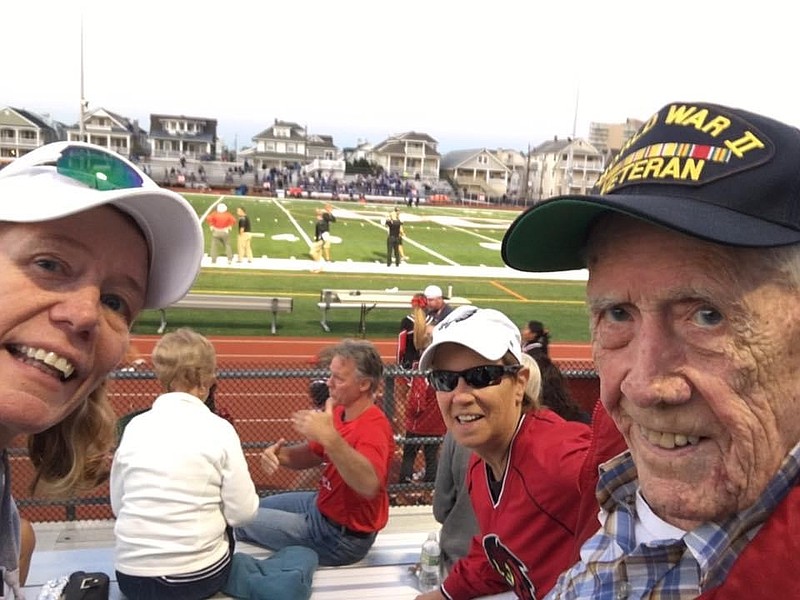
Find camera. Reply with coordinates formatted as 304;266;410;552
309;379;329;409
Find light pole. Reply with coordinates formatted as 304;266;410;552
79;14;87;143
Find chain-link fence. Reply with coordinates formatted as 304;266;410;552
10;360;598;523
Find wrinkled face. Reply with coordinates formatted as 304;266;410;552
433;343;527;466
327;355;370;408
0;206;148;446
587;216;800;530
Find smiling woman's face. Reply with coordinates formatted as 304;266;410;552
0;206;148;446
433;343;527;470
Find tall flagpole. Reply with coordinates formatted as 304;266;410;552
566;87;580;192
79;14;86;142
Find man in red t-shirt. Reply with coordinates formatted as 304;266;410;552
235;339;395;566
205;202;237;264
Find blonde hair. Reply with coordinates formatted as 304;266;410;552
152;327;217;392
412;305;432;352
520;353;542;411
28;381;116;497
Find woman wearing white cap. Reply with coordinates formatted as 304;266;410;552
415;306;592;600
0;142;203;597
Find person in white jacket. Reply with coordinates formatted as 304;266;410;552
111;328;259;600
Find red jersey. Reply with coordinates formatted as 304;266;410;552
206;211;236;230
443;410;591;600
404;375;446;436
308;404;394;533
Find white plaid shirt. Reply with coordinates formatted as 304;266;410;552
545;443;800;599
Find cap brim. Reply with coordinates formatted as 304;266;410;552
0;171;203;309
418;332;510;372
502;194;800;272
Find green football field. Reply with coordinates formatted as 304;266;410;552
132;194;592;342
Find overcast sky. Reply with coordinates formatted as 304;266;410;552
4;0;798;153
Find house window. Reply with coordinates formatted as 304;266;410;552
287;144;296;153
477;155;488;165
1;129;14;140
20;130;36;140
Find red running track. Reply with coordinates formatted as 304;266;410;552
130;335;593;364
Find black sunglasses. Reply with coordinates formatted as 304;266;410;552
54;145;144;191
427;364;522;392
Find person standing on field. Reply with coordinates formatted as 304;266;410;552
206;203;236;264
385;207;403;267
236;206;253;263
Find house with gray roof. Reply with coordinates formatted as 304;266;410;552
148;113;217;160
440;148;511;202
0;106;63;164
64;107;148;159
370;131;440;180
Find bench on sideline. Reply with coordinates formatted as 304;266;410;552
317;288;472;335
158;293;293;335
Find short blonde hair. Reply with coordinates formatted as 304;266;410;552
520;353;542;410
152;327;217;392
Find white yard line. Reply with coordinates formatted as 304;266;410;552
446;224;501;243
272;198;315;246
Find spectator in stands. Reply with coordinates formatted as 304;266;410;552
502;101;800;597
521;319;550;357
423;284;454;325
432;351;579;575
0;141;202;597
533;353;591;424
432;430;477;574
397;293;431;370
236;206;254;263
236;339;395;566
206;202;237;264
111;328;259;600
397;295;445;484
416;306;591;600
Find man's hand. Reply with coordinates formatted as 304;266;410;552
292;398;337;446
260;438;285;475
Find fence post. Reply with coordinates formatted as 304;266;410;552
383;370;396;422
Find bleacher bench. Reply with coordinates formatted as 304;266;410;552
23;532;428;599
317;288;472;335
158;293;293;335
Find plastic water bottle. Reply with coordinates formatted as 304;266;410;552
418;531;442;592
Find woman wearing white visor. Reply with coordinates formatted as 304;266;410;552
0;142;203;597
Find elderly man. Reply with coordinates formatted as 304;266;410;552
502;101;800;597
235;339;394;567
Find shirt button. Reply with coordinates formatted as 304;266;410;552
616;582;630;599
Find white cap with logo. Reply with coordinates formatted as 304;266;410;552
418;305;522;372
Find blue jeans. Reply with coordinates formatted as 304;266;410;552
234;491;376;566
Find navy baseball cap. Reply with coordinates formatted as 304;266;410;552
502;101;800;272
